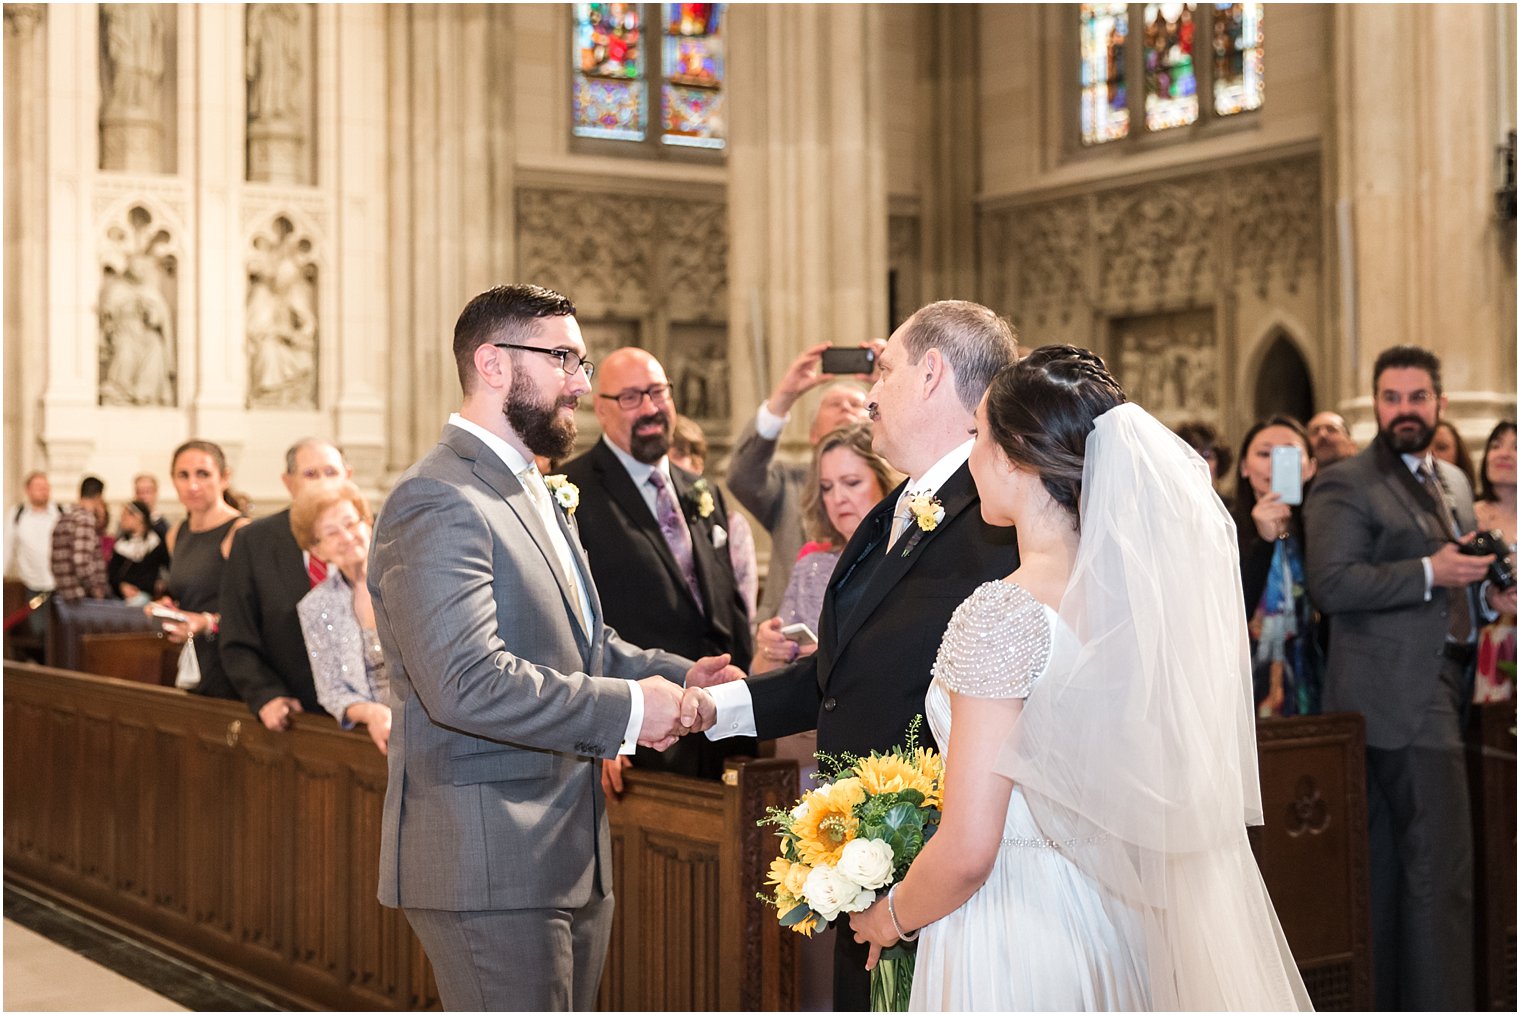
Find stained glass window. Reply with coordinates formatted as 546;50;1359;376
1080;4;1130;146
573;4;647;141
1142;3;1199;133
1212;3;1263;117
661;3;725;148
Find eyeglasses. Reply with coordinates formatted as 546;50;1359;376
599;384;672;410
493;343;594;379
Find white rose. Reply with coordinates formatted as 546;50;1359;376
847;885;877;913
835;837;896;892
791;799;812;822
801;865;854;923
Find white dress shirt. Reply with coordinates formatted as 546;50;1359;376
704;439;975;740
448;414;643;754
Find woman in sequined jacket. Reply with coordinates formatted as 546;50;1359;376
292;481;390;754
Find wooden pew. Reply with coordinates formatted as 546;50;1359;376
2;663;798;1011
1468;701;1517;1012
79;631;179;686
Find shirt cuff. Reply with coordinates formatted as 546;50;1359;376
704;679;757;739
1421;556;1433;601
619;679;644;755
755;402;788;440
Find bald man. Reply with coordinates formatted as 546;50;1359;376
1308;410;1358;467
561;348;756;780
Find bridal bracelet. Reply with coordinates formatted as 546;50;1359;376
886;885;919;942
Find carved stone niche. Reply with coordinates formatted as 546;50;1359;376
1108;307;1218;426
99;4;175;173
245;3;314;185
667;321;731;430
98;203;179;407
245;214;319;409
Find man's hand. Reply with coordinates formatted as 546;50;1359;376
1430;537;1494;589
602;756;633;799
767;343;833;417
257;695;303;732
636;675;688;749
679;685;717;733
686;653;746;689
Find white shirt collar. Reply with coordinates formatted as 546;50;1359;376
1401;451;1434;476
448;413;534;478
909;439;974;496
601;435;672;488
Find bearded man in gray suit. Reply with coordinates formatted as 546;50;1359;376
369;284;735;1011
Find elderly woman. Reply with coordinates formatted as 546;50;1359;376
291;481;390;754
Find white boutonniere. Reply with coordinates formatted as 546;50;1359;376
543;474;579;515
689;477;716;520
906;492;945;532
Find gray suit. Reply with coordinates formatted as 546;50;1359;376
726;415;809;622
1304;438;1479;1011
370;425;689;1010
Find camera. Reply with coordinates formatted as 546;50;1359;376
1459;529;1516;591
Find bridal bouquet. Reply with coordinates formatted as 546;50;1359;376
759;721;943;1011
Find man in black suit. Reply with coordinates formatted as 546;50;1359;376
1305;346;1512;1011
562;347;756;781
696;301;1020;1009
219;438;351;729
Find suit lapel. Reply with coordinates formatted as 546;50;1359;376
444;427;590;643
815;492;894;683
670;465;733;633
830;464;980;653
1372;440;1450;548
591;443;698;610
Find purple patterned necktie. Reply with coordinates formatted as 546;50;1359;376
648;470;704;613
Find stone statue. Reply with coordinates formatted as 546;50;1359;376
101;4;166;118
246;4;303;125
99;253;175;406
246;218;318;408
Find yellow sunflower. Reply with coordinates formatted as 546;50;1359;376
855;752;939;804
793;777;866;867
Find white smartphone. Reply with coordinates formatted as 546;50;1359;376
149;604;189;625
779;622;818;646
1270;445;1303;506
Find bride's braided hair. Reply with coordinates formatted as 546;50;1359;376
984;345;1126;526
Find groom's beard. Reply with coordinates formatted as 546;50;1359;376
505;374;578;460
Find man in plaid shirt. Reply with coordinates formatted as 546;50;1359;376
50;476;110;603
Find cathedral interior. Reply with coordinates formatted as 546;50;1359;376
2;3;1517;1011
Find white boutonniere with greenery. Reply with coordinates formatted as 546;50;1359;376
906;492;944;532
543;474;579;515
689;477;716;520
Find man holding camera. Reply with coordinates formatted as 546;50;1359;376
1305;345;1516;1012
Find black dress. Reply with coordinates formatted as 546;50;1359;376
167;517;241;700
108;535;170;599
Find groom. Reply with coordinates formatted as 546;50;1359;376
369;284;735;1010
697;300;1020;1009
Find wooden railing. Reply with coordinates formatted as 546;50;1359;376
2;663;798;1011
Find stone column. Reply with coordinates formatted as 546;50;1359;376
1332;3;1517;437
4;3;46;497
918;4;979;303
726;4;888;441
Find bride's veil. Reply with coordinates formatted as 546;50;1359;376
995;402;1312;1011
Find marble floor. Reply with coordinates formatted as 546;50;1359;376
3;886;276;1012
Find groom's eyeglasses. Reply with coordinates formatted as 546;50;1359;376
493;343;594;380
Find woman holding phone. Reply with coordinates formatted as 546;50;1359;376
1232;416;1323;717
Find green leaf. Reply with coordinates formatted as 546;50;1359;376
779;903;819;928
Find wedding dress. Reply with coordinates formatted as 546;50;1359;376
912;581;1151;1011
912;403;1313;1012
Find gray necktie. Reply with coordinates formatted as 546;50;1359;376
888;486;916;551
1419;461;1473;643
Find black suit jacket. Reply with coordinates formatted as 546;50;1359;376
562;440;756;777
747;461;1018;757
218;509;326;718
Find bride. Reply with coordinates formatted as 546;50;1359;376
849;346;1312;1011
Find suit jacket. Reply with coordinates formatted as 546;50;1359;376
371;425;690;911
726;416;810;622
562;439;756;777
746;462;1018;757
1304;439;1479;750
218;509;327;718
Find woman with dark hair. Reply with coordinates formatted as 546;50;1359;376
152;440;249;699
1232;415;1324;717
1431;419;1478;496
108;499;169;604
849;346;1309;1010
1474;419;1516;703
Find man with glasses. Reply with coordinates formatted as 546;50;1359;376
369;284;734;1010
1305;345;1513;1011
563;347;757;784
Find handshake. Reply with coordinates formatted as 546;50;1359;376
635;654;745;751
